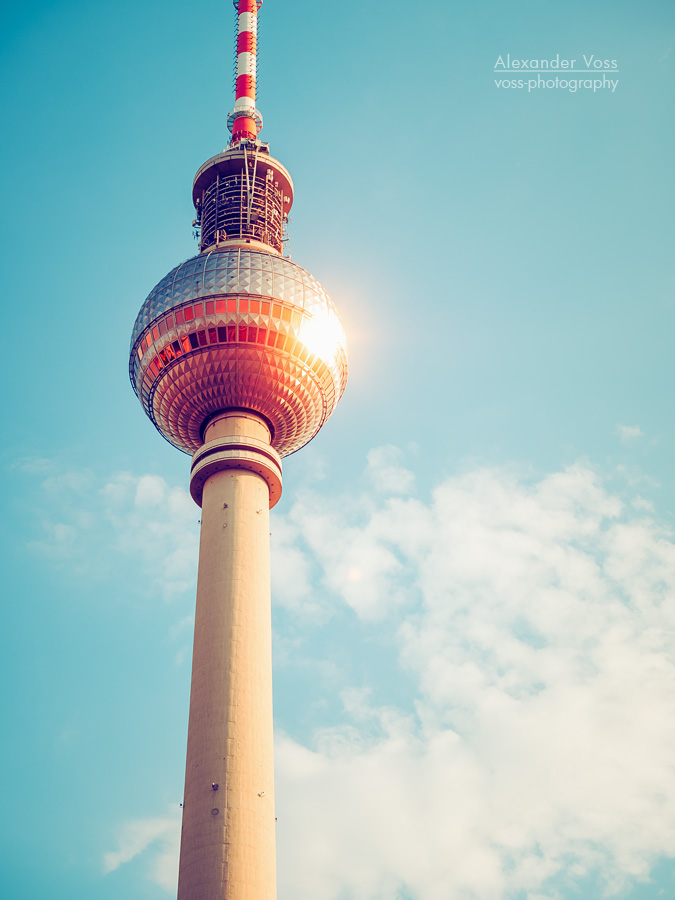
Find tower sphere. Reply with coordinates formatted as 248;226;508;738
129;241;348;457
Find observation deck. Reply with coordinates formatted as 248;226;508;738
193;140;293;254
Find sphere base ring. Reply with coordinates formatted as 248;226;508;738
190;433;282;509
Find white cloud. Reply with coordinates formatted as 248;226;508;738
617;424;644;442
366;444;416;495
170;615;194;666
278;491;414;621
271;451;423;620
168;615;194;639
103;810;180;892
273;454;675;900
24;465;198;601
102;472;198;599
271;515;319;615
632;495;654;511
11;456;57;475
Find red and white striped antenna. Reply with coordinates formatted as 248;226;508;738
227;0;264;144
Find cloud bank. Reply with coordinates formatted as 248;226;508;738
27;451;675;898
23;463;198;601
272;456;675;900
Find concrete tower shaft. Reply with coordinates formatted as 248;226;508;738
178;412;279;900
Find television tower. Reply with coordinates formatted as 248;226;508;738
128;2;348;898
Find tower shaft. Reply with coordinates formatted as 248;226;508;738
178;411;281;900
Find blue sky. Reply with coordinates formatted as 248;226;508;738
2;0;675;898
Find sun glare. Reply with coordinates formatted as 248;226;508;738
298;308;346;363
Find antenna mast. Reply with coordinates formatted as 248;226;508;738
227;0;264;145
